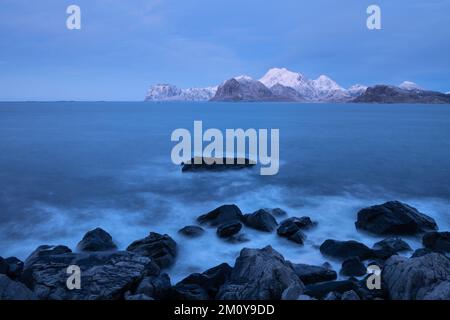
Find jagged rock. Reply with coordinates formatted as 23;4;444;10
355;201;438;235
217;246;304;300
304;280;356;299
3;257;24;279
422;231;450;253
134;273;171;300
340;257;366;277
217;222;242;238
287;262;337;285
171;263;232;300
21;245;158;300
288;230;307;245
0;274;37;300
382;253;450;300
76;228;117;252
243;209;278;232
341;290;361;300
281;283;305;300
127;232;177;269
372;238;412;259
197;205;244;227
277;217;315;244
178;226;205;238
319;240;373;260
0;257;8;275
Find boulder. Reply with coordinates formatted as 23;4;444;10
287;262;337;285
341;290;361;300
287;230;307;245
355;201;438;235
171;263;232;300
340;257;366;277
422;231;450;253
304;280;356;299
382;253;450;300
319;240;373;260
178;226;205;238
197;205;243;226
0;274;37;300
21;245;158;300
134;273;171;300
372;238;412;259
76;228;117;252
411;248;433;258
281;283;305;300
277;217;314;244
3;257;24;279
243;209;278;232
264;208;287;217
217;222;242;238
217;246;304;300
0;257;8;275
127;232;177;269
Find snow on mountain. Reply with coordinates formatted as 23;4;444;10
399;81;423;91
347;84;368;97
259;68;316;100
145;84;217;101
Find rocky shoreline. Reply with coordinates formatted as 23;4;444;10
1;201;449;300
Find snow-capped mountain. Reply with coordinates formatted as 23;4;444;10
348;84;368;97
145;84;217;101
259;68;316;100
399;81;422;91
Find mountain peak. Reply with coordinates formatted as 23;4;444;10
399;81;422;91
234;75;253;82
259;67;305;89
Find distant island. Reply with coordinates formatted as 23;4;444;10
144;68;450;104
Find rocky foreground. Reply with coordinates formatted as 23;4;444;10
1;201;449;300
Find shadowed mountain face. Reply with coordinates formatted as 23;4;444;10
353;85;450;104
211;78;278;102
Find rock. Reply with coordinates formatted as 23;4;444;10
382;253;450;300
178;226;205;238
135;273;171;300
287;230;307;245
304;280;356;299
0;257;8;275
217;222;242;238
340;257;366;277
319;240;373;260
411;248;433;258
197;205;243;227
264;208;287;217
217;246;304;300
124;293;153;300
21;245;158;300
76;228;117;252
0;274;37;300
287;262;337;285
1;257;24;279
372;238;412;259
171;263;232;300
341;290;361;300
297;294;316;300
225;234;250;244
127;232;177;269
281;283;305;300
355;201;438;235
243;209;278;232
323;291;341;300
422;232;450;253
277;217;315;244
182;157;256;172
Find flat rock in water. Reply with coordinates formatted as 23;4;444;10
182;157;256;172
319;239;373;260
355;201;438;235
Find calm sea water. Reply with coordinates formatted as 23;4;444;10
0;102;449;281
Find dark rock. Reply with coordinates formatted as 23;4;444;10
281;283;305;300
217;246;304;300
288;262;337;285
225;233;250;244
340;257;366;277
264;208;288;217
319;239;373;260
304;280;356;299
243;209;278;232
4;257;24;279
341;290;361;300
323;291;341;300
197;204;243;227
353;85;450;104
76;227;117;252
411;248;433;258
217;222;242;238
125;293;153;300
382;253;450;300
277;217;315;243
372;238;412;260
178;226;205;238
135;273;171;300
287;230;307;245
0;274;37;300
127;232;177;269
171;263;232;300
422;231;450;253
355;201;438;235
182;157;256;172
0;257;8;275
21;245;157;300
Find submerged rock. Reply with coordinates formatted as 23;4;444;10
355;201;438;235
178;226;205;238
197;204;243;227
422;231;450;253
382;253;450;300
76;228;117;252
243;209;278;232
217;246;304;300
277;217;315;244
319;239;373;260
217;222;242;238
127;232;177;269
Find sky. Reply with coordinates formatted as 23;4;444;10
0;0;449;101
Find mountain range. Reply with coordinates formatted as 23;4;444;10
145;68;450;104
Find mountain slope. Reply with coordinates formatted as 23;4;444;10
353;85;450;104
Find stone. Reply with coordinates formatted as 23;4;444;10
288;262;337;285
0;274;37;300
243;209;278;232
197;205;243;226
178;226;205;238
422;231;450;253
217;222;242;238
319;239;373;260
127;232;177;269
76;227;117;252
341;290;361;300
304;280;356;299
340;257;366;277
135;273;171;300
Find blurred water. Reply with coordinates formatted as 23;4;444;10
0;101;449;282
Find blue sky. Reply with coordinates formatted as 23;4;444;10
0;0;449;100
